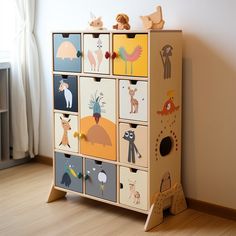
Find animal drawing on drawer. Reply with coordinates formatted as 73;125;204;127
128;179;140;205
123;130;141;163
54;75;78;112
119;45;142;75
59;116;71;148
97;170;107;196
59;80;72;109
87;38;103;72
57;41;77;60
87;90;112;146
128;87;139;114
61;161;82;187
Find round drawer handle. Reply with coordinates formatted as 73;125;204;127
105;51;111;59
77;172;83;179
84;174;90;180
77;50;82;58
73;132;86;140
111;52;117;59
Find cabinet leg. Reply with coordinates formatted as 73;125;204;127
144;183;187;231
47;183;67;203
170;183;187;215
144;193;164;231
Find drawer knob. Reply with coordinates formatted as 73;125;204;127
84;174;90;180
105;51;111;59
77;172;83;179
111;52;117;59
73;132;86;140
77;50;82;58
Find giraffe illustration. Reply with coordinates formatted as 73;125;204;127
128;180;140;204
59;117;71;148
128;87;139;113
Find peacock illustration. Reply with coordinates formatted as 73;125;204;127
118;46;142;74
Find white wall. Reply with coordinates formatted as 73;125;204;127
35;0;236;209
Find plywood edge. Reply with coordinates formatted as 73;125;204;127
187;198;236;221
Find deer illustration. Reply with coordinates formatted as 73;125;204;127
59;80;73;109
128;87;139;113
128;180;140;204
59;117;71;148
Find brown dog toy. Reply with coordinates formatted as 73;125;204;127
113;14;130;30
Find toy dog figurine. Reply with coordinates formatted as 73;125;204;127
113;14;130;30
140;6;165;30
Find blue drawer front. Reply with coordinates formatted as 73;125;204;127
53;75;78;112
55;152;83;193
53;33;81;72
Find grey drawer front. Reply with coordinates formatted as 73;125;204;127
55;152;83;193
85;159;116;202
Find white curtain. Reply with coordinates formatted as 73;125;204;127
10;0;40;159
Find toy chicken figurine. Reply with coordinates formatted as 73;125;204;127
140;6;165;30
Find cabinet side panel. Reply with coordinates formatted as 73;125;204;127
149;31;182;205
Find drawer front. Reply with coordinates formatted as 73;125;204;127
119;123;148;167
85;159;117;202
53;75;78;112
83;33;110;74
55;152;83;193
80;77;116;161
120;166;148;210
113;33;148;77
53;33;82;72
119;80;148;122
54;113;78;152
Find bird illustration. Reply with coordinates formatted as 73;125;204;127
118;46;142;74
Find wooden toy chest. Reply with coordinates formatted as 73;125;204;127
48;30;187;231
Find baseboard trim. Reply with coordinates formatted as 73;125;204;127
186;198;236;221
34;155;53;166
35;155;236;221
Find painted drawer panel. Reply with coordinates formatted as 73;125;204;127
119;123;148;167
113;34;148;77
53;33;82;72
55;152;83;193
83;33;110;74
54;113;78;152
53;75;78;112
85;159;117;202
120;166;148;210
119;80;148;122
80;77;116;161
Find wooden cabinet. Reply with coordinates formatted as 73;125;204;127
49;30;187;231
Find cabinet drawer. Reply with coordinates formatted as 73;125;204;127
113;33;148;77
53;33;82;72
119;123;148;167
119;166;148;210
119;80;148;122
54;113;78;152
53;74;78;112
55;152;83;193
80;77;116;161
85;159;117;202
83;33;110;74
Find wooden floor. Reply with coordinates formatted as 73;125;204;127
0;162;236;236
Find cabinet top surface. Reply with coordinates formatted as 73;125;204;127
52;29;182;34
